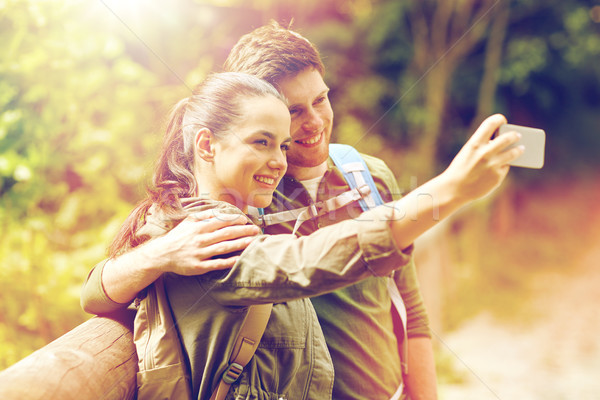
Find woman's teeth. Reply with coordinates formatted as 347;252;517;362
255;176;275;185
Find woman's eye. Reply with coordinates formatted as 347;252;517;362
314;96;325;105
289;108;300;116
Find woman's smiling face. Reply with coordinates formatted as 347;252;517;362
210;95;291;211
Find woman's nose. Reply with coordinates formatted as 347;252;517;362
268;149;287;171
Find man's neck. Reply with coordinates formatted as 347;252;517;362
286;161;328;181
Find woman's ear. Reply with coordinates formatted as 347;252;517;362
195;128;215;161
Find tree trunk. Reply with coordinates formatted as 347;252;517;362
472;1;510;130
405;0;501;337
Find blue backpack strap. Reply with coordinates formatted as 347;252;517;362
249;144;384;229
328;143;383;211
329;143;409;378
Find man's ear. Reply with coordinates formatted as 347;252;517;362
195;127;215;161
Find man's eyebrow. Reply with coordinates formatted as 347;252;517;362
314;88;330;100
288;88;330;109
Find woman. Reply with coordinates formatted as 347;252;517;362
82;72;522;399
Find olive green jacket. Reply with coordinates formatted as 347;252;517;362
81;197;412;400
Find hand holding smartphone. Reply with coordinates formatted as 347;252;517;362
496;124;546;169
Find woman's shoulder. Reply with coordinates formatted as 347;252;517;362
181;197;245;216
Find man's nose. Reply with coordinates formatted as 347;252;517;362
301;107;323;132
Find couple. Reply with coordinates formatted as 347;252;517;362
81;22;523;400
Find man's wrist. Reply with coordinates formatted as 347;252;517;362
136;237;172;275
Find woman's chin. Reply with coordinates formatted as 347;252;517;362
250;193;274;210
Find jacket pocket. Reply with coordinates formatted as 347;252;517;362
134;277;193;400
137;364;192;400
257;301;307;349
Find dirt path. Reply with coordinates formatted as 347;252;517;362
437;230;600;399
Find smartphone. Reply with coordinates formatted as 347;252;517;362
497;124;546;169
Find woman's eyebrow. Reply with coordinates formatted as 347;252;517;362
255;131;275;139
254;131;292;144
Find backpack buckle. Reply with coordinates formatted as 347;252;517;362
308;202;324;218
357;184;371;197
222;362;243;384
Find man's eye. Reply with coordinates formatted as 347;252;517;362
289;108;300;116
314;97;325;105
255;139;268;146
281;143;290;151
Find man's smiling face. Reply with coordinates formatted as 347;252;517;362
277;68;333;174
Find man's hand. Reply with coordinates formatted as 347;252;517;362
388;114;523;251
442;114;524;202
152;210;261;275
102;210;260;304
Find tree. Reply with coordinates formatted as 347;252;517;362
0;0;164;366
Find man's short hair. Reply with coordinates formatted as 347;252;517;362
224;20;325;87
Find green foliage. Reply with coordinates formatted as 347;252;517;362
0;0;271;368
494;2;600;175
1;0;599;372
301;0;600;176
0;0;173;367
442;175;600;332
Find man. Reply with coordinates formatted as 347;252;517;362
223;22;437;400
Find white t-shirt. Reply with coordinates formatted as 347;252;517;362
300;175;323;202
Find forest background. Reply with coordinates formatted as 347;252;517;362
1;0;599;397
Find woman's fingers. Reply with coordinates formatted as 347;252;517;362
484;128;524;166
487;128;519;152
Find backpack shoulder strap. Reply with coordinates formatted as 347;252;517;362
387;276;409;376
328;143;384;211
210;303;273;400
330;144;410;380
250;144;382;229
